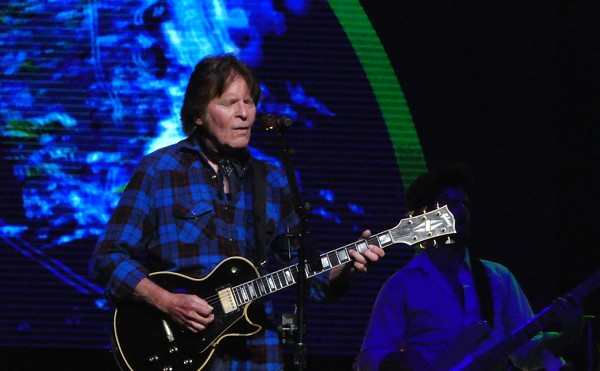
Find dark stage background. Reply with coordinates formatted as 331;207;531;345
1;1;599;370
363;0;600;310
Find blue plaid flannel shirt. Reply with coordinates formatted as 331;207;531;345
93;136;331;370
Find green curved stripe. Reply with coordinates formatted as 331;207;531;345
328;0;427;186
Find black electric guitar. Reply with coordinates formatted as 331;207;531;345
407;268;600;371
112;206;456;371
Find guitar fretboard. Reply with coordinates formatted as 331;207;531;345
232;217;454;306
230;231;395;306
230;204;455;307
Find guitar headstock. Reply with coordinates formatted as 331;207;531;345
390;205;456;246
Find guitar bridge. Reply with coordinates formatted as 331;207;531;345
217;286;238;314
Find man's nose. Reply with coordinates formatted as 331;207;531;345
237;102;248;120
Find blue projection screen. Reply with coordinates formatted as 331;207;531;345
0;0;425;355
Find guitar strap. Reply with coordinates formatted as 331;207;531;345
470;255;495;327
251;159;268;269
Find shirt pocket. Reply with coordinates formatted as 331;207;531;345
173;201;214;244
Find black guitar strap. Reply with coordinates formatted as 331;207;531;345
470;255;495;327
251;159;268;269
207;160;271;362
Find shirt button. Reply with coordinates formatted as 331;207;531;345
211;175;217;180
229;238;233;242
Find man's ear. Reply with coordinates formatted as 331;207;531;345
195;118;203;126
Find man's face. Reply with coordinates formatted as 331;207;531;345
435;186;471;238
196;74;256;151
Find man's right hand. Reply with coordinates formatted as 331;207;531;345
162;292;214;333
134;277;215;333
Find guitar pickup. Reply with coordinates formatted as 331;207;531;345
217;286;238;314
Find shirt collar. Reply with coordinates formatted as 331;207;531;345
177;134;254;177
176;135;219;168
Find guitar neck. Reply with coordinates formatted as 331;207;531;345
230;230;394;306
466;306;555;370
230;206;455;307
466;269;600;370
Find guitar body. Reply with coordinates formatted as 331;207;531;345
113;257;262;371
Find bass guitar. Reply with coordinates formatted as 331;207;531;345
415;269;600;371
112;206;456;370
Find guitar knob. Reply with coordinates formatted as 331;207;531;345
168;346;179;354
149;355;159;362
183;359;193;365
162;367;173;371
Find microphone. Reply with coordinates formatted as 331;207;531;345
257;113;293;132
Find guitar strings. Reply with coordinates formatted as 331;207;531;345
197;235;392;309
170;211;448;315
187;244;366;310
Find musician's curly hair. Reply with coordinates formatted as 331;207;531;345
405;162;473;212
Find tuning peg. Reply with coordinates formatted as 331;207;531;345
445;237;455;245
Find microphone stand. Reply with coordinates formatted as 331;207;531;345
267;118;309;370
